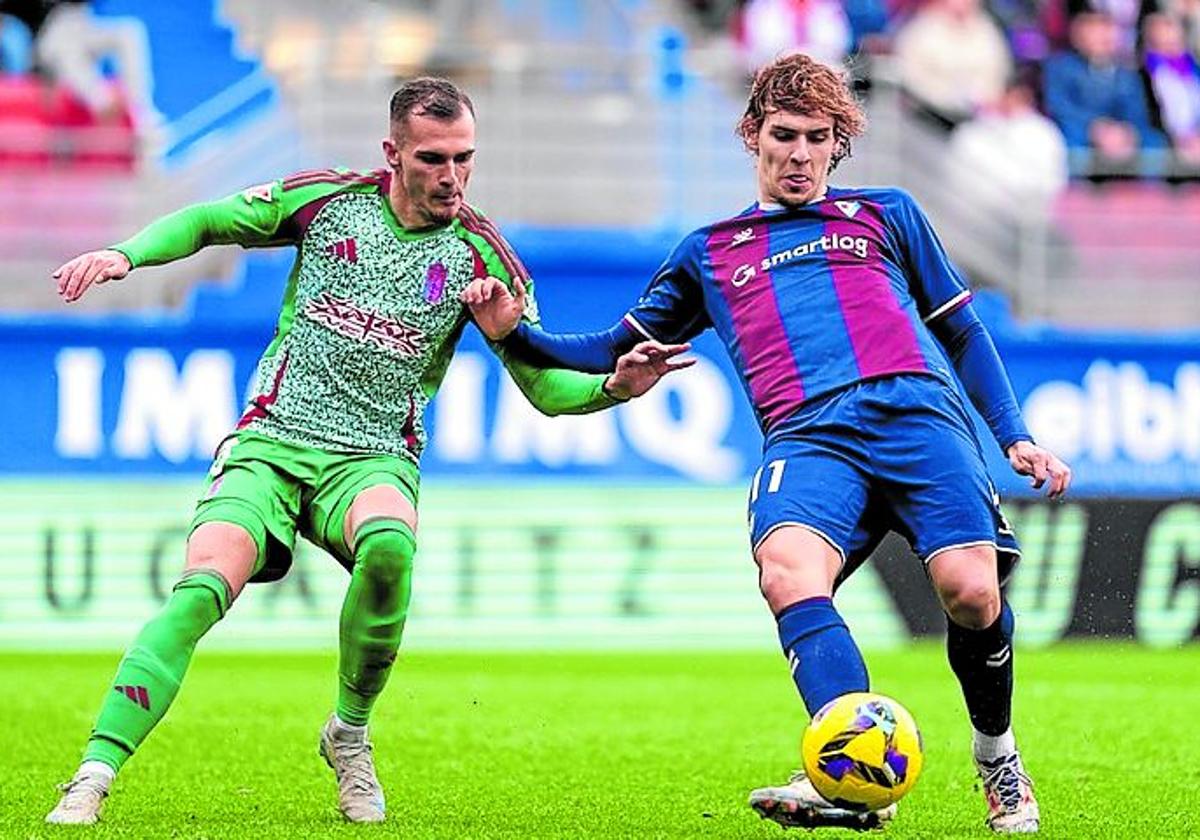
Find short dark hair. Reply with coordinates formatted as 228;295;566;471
389;77;475;130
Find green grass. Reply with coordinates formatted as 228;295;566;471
2;644;1197;839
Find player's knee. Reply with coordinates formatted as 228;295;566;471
757;561;792;601
755;534;838;606
753;542;840;607
354;525;415;589
931;545;1001;629
756;556;833;606
186;521;259;594
941;580;1000;629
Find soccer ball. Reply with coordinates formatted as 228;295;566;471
801;692;924;812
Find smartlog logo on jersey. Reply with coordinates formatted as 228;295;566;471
731;233;871;287
762;234;870;269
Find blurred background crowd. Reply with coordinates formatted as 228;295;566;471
0;0;1197;326
715;0;1200;181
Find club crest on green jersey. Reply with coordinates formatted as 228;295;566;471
424;262;447;303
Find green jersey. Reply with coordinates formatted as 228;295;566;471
111;167;615;462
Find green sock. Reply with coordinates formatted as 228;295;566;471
337;519;416;726
83;569;231;772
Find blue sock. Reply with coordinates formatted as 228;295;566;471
946;601;1014;736
776;596;869;716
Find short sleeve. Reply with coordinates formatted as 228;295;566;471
887;190;972;323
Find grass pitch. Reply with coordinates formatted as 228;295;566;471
2;643;1197;839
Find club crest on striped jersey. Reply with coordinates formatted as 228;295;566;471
835;200;861;218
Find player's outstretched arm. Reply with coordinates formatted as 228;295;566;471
927;303;1072;498
494;339;692;415
54;249;132;303
602;341;695;400
497;353;619;416
463;275;639;373
52;184;295;303
1006;440;1072;499
928;302;1031;451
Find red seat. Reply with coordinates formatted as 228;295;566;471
0;76;136;171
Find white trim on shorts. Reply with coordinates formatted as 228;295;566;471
753;521;848;574
922;539;1023;565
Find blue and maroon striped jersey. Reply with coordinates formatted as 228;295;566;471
623;187;971;433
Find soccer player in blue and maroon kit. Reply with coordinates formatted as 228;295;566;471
466;53;1070;833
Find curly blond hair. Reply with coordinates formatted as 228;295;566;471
736;54;867;172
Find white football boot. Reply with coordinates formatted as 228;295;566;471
45;769;110;825
976;752;1039;833
319;715;386;823
749;770;897;831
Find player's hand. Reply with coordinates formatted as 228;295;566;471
603;340;695;400
462;275;526;340
53;249;131;303
1006;440;1072;499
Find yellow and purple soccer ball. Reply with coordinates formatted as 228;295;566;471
801;692;924;812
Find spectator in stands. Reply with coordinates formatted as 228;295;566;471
1043;9;1168;176
0;10;33;73
989;0;1052;64
843;0;891;52
1141;11;1200;167
892;0;1013;130
1038;0;1075;53
1041;0;1141;57
945;74;1069;224
1141;0;1200;57
1076;0;1142;58
33;1;162;141
734;0;852;72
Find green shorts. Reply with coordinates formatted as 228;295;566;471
191;430;420;583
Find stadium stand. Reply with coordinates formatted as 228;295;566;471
1;0;1198;329
0;0;291;312
0;74;136;169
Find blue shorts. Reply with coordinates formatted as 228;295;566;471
747;375;1019;585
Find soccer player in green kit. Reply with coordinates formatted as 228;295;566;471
45;77;692;826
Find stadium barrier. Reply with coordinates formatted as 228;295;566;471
1;487;1195;649
2;240;1197;649
6;288;1200;498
